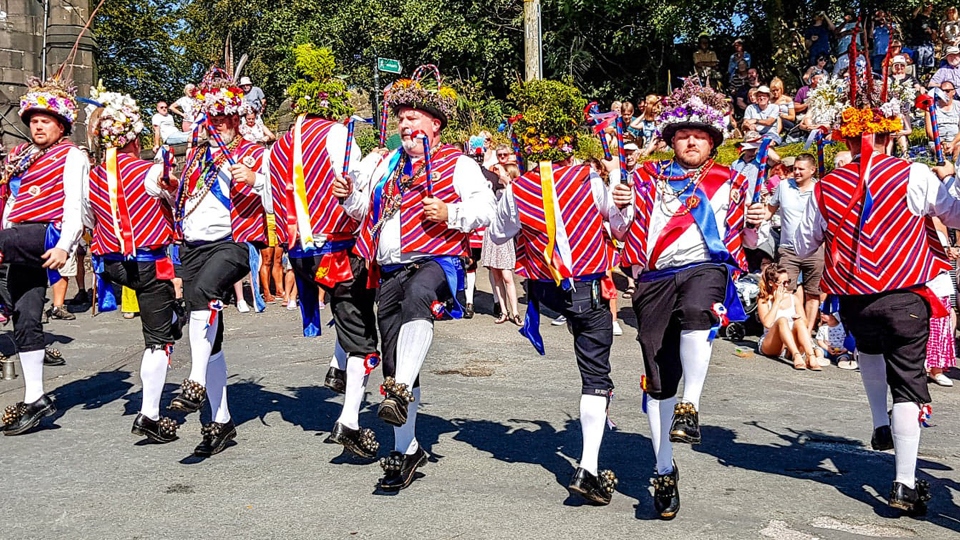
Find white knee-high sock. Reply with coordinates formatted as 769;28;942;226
679;329;712;410
647;396;677;475
188;310;217;385
395;320;433;388
139;348;169;420
891;402;922;489
329;340;347;371
579;394;607;475
206;352;231;424
336;355;369;430
465;272;477;304
393;387;421;455
19;349;45;403
859;353;890;428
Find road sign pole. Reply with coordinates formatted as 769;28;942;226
373;56;381;138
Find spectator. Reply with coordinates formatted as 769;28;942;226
802;54;829;86
492;144;516;168
929;45;960;88
815;309;857;370
638;94;662;155
734;67;760;119
609;100;621;113
239;76;266;114
941;6;960;48
620;101;641;141
729;59;750;93
733;132;777;270
794;71;824;115
889;55;923;93
239;110;276;144
769;77;796;133
482;163;521;325
924;85;960;157
743;85;782;145
757;264;820;370
727;38;752;82
835;9;861;57
888;38;916;76
151;101;189;150
804;12;836;66
692;36;720;83
170;83;197;132
871;11;896;72
908;3;938;77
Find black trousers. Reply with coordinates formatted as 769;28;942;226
632;264;727;400
0;224;50;352
528;280;614;396
100;260;176;349
377;260;452;384
290;252;378;356
840;290;932;404
179;240;250;355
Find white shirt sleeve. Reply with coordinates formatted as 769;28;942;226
590;172;633;240
56;147;90;254
907;162;960;227
487;184;521;244
447;156;495;233
143;163;166;198
792;190;826;258
341;151;385;221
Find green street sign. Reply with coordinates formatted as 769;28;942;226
377;58;402;74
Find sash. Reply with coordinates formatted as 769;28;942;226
538;161;574;287
92;248;170;313
369;150;406;245
288;114;316;249
44;225;62;286
287;238;357;337
106;148;137;257
246;242;265;313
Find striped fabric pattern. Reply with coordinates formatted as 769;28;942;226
229;140;268;243
89;153;173;256
269;117;357;246
817;155;949;295
6;142;75;225
512;164;613;279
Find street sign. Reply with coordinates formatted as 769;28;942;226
377;58;402;74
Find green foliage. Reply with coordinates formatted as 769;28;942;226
510;79;586;163
645;139;849;170
285;44;353;119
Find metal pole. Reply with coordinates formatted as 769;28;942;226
372;57;381;134
41;0;50;79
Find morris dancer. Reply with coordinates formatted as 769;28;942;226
270;81;380;459
168;68;269;457
334;65;495;490
85;87;181;443
611;81;750;519
0;75;88;436
773;79;960;516
489;79;629;505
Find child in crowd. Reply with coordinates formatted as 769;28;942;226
815;309;857;370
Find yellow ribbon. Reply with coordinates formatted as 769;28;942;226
539;161;564;285
105;147;131;256
292;114;315;248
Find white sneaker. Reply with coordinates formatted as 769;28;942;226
286;299;297;311
236;299;251;313
818;356;831;367
931;373;954;387
551;315;567;326
612;320;623;336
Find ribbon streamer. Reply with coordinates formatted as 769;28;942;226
917;93;946;165
815;129;826;178
506;115;525;172
584;102;613;160
614;117;628;184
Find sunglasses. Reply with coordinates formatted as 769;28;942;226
777;280;790;285
497;153;510;157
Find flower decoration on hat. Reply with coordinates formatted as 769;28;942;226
194;66;245;117
383;64;457;128
89;84;144;150
19;75;78;132
509;78;585;163
285;44;353;119
656;79;727;147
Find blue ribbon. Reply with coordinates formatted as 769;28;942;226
91;255;118;313
670;181;736;267
370;151;405;237
520;293;546;355
246;242;265;313
293;270;321;337
433;256;466;319
44;225;62;286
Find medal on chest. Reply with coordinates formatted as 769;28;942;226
28;185;41;197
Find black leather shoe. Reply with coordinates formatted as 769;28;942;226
169;379;206;413
463;303;474;319
669;402;701;444
378;377;413;427
652;464;680;520
871;425;894;451
131;413;178;443
379;446;427;491
325;422;379;459
888;480;931;515
193;419;237;457
2;394;56;436
171;299;186;341
324;367;346;394
44;347;66;366
568;467;618;505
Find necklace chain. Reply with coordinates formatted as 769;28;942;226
655;159;712;217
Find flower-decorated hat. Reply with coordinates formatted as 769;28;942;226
285;44;353;119
509;78;586;163
195;67;245;117
19;75;78;134
87;83;145;150
383;65;457;128
831;27;904;139
657;79;726;148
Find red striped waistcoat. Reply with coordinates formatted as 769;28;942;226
620;160;749;271
89;153;173;256
6;141;75;225
269;117;357;245
817;155;949;295
355;145;467;260
511;164;614;280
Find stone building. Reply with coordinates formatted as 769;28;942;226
0;0;96;150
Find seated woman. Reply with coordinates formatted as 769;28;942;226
769;77;796;133
757;264;823;371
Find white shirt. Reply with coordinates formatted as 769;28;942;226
173;96;195;124
151;113;177;141
342;150;495;265
488;169;632;245
745;103;781;136
771;178;816;250
2;146;89;255
794;162;960;258
177;143;269;242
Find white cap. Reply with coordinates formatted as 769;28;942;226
756;85;771;94
947;45;960;55
624;142;640;152
239;76;253;86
